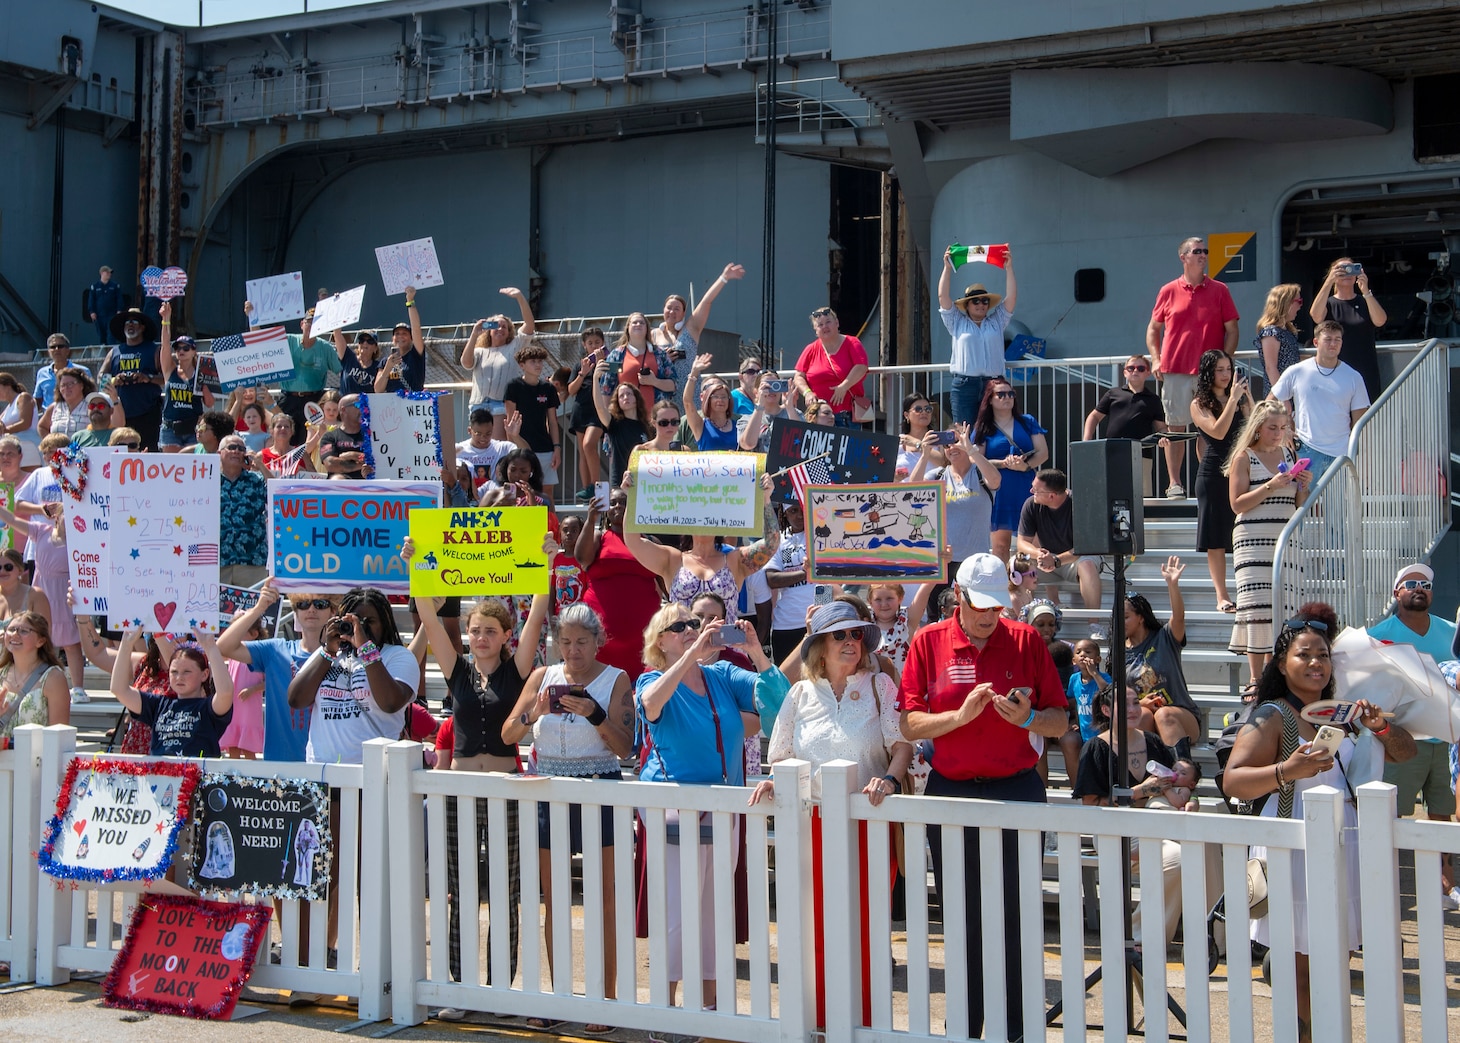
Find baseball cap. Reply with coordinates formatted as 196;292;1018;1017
955;553;1012;609
1392;562;1434;589
85;392;112;409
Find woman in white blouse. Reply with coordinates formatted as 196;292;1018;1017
748;601;912;1030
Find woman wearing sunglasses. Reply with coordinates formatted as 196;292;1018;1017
749;600;911;1030
636;604;777;1013
157;299;215;452
1222;611;1413;1041
973;377;1049;563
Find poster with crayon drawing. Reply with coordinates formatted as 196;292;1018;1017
804;482;945;583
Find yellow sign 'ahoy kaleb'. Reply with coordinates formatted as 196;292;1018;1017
407;506;550;597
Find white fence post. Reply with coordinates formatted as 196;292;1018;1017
1355;782;1403;1043
818;760;859;1042
1301;785;1352;1043
7;725;43;982
33;724;76;986
357;738;392;1022
385;740;427;1026
771;758;812;1043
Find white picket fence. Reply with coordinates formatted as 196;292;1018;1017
4;727;1460;1042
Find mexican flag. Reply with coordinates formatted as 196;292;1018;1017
949;242;1008;269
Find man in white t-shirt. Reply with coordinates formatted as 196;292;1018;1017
456;404;530;496
1270;319;1370;481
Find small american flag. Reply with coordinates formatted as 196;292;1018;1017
787;455;832;503
187;543;219;565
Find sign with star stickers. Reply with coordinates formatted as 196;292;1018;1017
102;894;272;1020
187;773;332;901
38;757;201;884
763;418;898;505
63;447;123;617
106;454;221;633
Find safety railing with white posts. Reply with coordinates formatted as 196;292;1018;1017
8;729;1460;1041
28;726;392;1023
385;746;814;1042
1273;337;1450;627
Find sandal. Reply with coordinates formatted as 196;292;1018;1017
1218;599;1237;613
526;1018;565;1030
583;1025;614;1035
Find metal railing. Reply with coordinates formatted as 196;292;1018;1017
755;76;883;139
1272;338;1451;627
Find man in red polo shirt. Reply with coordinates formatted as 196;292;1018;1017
1145;236;1239;498
898;552;1066;1041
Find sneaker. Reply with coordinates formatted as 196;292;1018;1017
574;488;593;502
1165;484;1186;499
1089;623;1110;642
70;687;90;704
1444;889;1460;911
435;1007;468;1022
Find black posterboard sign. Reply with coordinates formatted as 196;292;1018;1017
763;417;899;505
218;585;280;634
188;773;332;901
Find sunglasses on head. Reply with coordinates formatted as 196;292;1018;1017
810;308;834;318
1399;579;1433;591
1282;618;1330;633
292;598;333;610
665;618;702;634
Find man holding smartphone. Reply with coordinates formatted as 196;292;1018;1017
897;552;1067;1042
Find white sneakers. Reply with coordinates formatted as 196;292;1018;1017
69;687;90;704
1165;483;1186;499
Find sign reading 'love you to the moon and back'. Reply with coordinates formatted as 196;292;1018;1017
107;454;221;633
623;449;764;536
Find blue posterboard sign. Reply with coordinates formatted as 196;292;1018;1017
267;479;439;593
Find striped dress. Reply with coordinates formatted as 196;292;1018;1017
1228;448;1297;657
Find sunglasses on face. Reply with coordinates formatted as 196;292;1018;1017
827;628;865;643
1124;364;1149;372
742;368;762;376
1282;618;1330;633
992;391;1015;399
657;418;679;428
909;404;932;413
118;441;141;450
966;297;991;306
291;598;333;610
665;618;703;634
0;563;16;573
1187;248;1209;255
5;627;34;637
1398;580;1433;591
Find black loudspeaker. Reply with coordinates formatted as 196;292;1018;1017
1069;439;1144;556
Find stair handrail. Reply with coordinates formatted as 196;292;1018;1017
1272;338;1450;628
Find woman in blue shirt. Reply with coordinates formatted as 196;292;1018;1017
681;357;740;452
636;605;781;1009
972;376;1048;564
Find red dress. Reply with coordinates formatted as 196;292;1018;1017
580;530;660;682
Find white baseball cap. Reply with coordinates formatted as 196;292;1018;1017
1392;562;1434;590
955;553;1012;609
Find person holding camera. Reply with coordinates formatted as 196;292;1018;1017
736;369;801;452
461;288;537;440
1310;257;1387;400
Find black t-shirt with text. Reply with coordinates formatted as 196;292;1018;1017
320;425;367;476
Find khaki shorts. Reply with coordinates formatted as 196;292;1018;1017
1383;739;1457;817
1158;372;1197;426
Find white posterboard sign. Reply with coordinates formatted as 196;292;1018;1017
211;327;296;391
363;392;444;481
107;454;222;633
63;447;122;617
374;237;444;296
309;285;366;336
245;271;306;326
624;449;764;536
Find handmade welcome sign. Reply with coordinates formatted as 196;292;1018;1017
102;894;271;1020
268;478;439;593
188;773;332;901
38;758;200;884
141;265;189;301
63;447;121;617
361;391;453;481
764;418;898;505
106;453;221;632
408;505;551;597
805;482;946;583
218;584;280;634
624;449;763;536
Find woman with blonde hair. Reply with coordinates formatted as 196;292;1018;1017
461;287;536;440
0;610;69;746
1225;400;1312;684
1254;283;1304;387
750;600;911;1030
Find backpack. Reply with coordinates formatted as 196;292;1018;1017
1214;699;1301;817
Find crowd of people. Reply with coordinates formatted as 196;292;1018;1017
0;241;1446;1043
